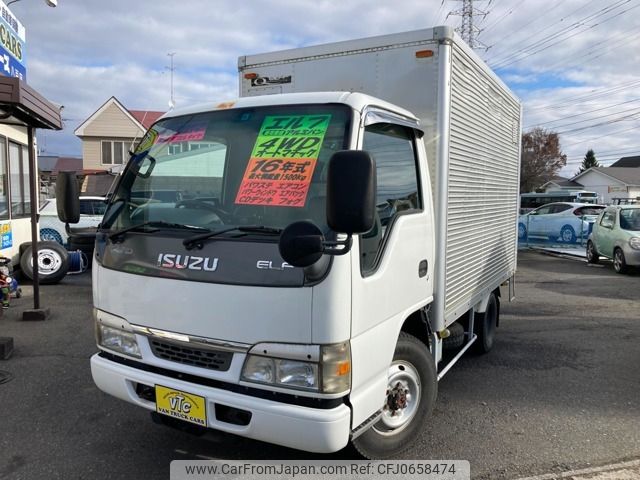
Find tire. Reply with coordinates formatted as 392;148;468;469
560;225;576;243
443;322;465;350
518;223;527;240
473;292;499;354
352;332;437;459
40;227;64;245
586;241;599;264
20;241;70;284
613;248;628;274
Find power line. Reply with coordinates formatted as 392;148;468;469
562;125;640;148
483;1;567;56
525;98;640;129
481;6;513;33
490;0;633;69
543;25;640;72
556;112;640;135
526;79;640;112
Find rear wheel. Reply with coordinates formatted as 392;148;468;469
586;241;599;264
352;332;437;459
473;292;499;354
560;225;576;243
613;248;628;274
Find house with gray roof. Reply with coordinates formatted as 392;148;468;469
539;175;584;193
572;167;640;204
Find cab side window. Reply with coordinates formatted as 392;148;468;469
360;123;421;273
79;201;93;215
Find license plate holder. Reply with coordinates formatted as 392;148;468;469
155;384;207;427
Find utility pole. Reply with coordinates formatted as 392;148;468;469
166;52;176;109
447;0;489;50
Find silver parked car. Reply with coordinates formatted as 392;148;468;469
39;196;107;246
587;205;640;273
518;202;605;244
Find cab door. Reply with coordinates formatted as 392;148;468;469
349;119;434;428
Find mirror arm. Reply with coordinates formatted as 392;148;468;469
322;234;352;256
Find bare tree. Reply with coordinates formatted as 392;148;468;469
520;128;567;193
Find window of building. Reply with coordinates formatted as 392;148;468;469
8;141;30;217
0;137;8;220
360;123;421;273
101;140;126;165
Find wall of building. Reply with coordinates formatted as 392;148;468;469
576;170;631;204
81;136;138;170
83;103;144;138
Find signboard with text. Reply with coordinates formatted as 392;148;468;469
1;222;12;249
0;1;26;81
235;114;331;208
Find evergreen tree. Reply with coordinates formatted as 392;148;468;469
576;149;599;175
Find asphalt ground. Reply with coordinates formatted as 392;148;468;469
0;250;638;479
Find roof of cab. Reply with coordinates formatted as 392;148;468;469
158;91;418;124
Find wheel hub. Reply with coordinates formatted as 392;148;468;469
373;361;421;436
36;250;63;275
386;381;409;414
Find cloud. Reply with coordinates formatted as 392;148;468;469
9;0;639;172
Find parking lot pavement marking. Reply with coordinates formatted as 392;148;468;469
514;459;640;480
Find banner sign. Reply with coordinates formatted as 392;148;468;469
235;114;331;207
0;1;26;80
1;222;12;249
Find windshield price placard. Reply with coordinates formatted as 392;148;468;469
235;114;331;207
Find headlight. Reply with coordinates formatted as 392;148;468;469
630;237;640;250
241;342;350;394
94;309;141;359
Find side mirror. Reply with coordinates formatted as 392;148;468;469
55;171;80;224
278;150;376;268
327;150;376;234
278;221;325;267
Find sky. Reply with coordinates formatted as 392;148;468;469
10;0;640;179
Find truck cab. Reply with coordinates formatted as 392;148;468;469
89;92;437;456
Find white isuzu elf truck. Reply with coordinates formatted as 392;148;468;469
64;26;521;458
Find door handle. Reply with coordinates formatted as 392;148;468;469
418;259;428;278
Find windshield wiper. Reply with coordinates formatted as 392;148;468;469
183;225;283;249
108;221;210;241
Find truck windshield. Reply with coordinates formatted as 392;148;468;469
106;104;351;236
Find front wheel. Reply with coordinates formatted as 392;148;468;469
518;223;527;240
352;332;437;459
613;248;628;274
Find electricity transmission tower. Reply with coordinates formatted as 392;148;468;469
447;0;489;50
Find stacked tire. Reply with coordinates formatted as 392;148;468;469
20;241;70;284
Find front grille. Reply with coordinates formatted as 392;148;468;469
149;339;233;372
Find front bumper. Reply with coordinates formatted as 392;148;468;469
622;245;640;266
90;353;351;453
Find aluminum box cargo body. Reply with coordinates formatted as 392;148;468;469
239;26;521;328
